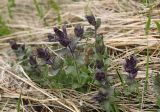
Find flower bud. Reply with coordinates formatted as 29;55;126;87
96;59;104;69
9;40;25;50
74;24;84;38
124;55;138;84
85;14;96;26
93;91;106;103
29;55;37;68
95;71;105;82
54;27;71;47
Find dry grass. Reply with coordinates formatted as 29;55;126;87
0;0;160;111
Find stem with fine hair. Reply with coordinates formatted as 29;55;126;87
68;45;80;83
94;26;97;38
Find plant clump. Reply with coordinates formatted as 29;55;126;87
8;12;141;112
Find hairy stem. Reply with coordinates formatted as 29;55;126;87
68;45;80;83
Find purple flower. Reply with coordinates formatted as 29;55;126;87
37;48;50;61
124;56;137;72
9;40;25;51
124;55;138;80
29;55;37;67
74;24;84;38
54;25;71;47
85;14;96;26
9;40;19;50
93;92;106;103
96;59;104;69
95;71;106;82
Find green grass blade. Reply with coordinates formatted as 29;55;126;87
144;12;151;90
50;0;61;25
116;69;125;87
145;13;151;35
155;21;160;33
0;16;11;36
50;0;60;11
17;93;22;112
57;12;61;25
145;41;149;90
33;0;44;18
142;0;149;5
7;0;16;18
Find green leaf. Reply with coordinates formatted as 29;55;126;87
80;66;90;74
103;101;110;112
64;57;74;65
51;68;60;75
65;66;76;74
72;83;82;89
79;72;89;83
52;57;63;70
41;65;49;77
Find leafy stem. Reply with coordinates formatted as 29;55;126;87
68;45;80;83
94;26;97;38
